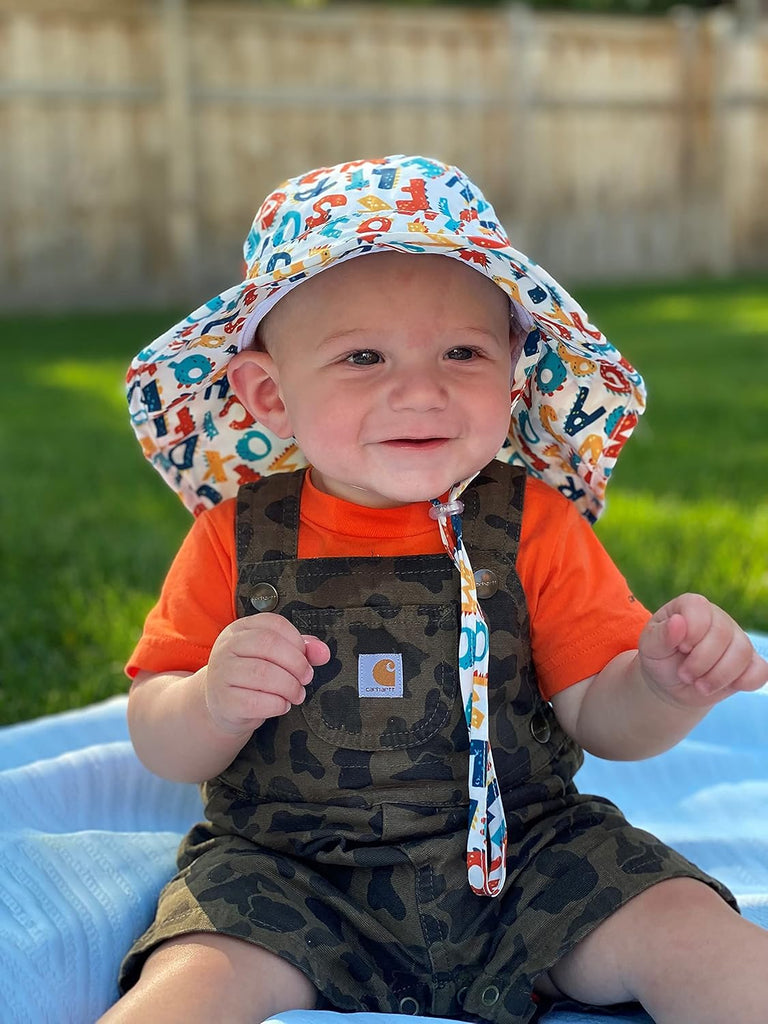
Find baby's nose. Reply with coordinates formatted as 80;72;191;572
388;366;448;411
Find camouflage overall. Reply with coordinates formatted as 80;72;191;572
120;461;735;1021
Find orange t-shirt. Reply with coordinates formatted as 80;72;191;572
127;472;650;698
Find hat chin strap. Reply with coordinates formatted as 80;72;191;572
429;478;508;897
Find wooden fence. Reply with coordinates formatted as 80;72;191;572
1;0;767;309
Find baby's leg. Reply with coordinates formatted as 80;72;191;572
99;933;318;1024
540;877;768;1024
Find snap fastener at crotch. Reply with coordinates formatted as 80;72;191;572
480;984;501;1006
398;996;420;1015
250;582;279;613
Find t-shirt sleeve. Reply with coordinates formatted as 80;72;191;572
125;500;238;678
517;478;652;699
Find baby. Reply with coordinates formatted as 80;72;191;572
105;156;768;1024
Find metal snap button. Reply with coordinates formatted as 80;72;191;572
249;582;279;613
456;986;469;1007
481;985;500;1006
529;710;552;744
473;568;499;599
398;996;420;1015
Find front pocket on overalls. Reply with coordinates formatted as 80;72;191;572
292;604;459;752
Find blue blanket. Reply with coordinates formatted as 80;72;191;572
2;632;767;1024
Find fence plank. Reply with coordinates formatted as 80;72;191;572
161;0;198;289
0;1;766;308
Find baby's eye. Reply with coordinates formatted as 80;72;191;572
347;350;382;366
445;347;476;361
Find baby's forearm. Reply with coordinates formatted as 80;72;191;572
127;669;254;783
558;650;709;760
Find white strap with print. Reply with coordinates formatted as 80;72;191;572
430;483;508;897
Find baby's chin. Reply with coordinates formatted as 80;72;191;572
348;477;465;509
309;473;440;509
381;466;491;505
338;485;441;509
309;453;495;508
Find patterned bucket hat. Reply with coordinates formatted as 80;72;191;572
127;154;645;524
127;155;647;898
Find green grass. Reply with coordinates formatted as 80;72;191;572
0;312;190;724
581;281;768;626
1;280;767;725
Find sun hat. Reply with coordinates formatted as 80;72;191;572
126;154;646;898
127;154;645;524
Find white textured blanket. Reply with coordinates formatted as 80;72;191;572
2;632;767;1024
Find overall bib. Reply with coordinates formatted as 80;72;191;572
120;461;735;1021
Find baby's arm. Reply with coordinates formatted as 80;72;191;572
552;593;768;760
128;614;330;782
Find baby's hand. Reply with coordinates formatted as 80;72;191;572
204;614;331;735
638;593;768;708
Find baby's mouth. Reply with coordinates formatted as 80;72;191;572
380;437;449;450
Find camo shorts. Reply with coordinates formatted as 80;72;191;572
119;782;735;1021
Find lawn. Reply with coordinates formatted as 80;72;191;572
1;279;767;725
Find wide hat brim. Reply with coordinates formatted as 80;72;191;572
127;156;645;521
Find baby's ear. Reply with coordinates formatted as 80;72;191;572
227;350;293;438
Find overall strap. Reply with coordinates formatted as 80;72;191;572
235;468;307;566
461;460;526;559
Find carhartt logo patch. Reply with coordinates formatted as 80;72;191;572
358;654;403;698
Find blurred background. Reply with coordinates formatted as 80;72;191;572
1;0;767;722
1;0;767;306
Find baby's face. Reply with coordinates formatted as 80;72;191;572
259;252;515;508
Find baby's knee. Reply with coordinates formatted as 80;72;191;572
620;875;734;933
545;877;735;1008
106;934;317;1023
583;876;735;964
